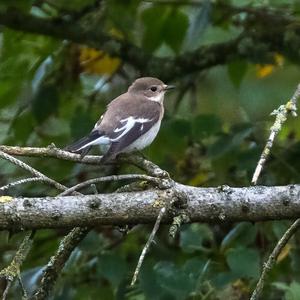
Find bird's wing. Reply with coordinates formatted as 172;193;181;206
111;115;159;143
64;129;110;157
98;98;161;162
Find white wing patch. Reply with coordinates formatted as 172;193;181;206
77;135;110;151
111;117;152;141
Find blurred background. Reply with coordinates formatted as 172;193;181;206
1;0;300;299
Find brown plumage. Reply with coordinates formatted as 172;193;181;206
65;77;174;163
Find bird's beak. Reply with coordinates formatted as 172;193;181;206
164;84;176;91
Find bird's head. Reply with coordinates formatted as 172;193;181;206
128;77;175;103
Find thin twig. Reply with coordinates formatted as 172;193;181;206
58;174;162;196
250;83;300;299
31;227;89;300
251;84;300;184
0;177;49;191
0;232;34;300
0;150;81;298
0;150;67;191
18;273;28;299
250;219;300;300
131;207;166;286
0;146;167;177
0;148;166;297
2;281;11;300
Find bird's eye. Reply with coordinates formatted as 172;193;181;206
150;86;157;92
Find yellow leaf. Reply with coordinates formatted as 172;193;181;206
277;243;292;263
79;47;121;75
256;64;274;78
0;196;13;203
274;53;284;66
256;53;284;78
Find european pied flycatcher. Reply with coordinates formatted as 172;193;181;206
65;77;174;163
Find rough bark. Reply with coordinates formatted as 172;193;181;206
1;183;299;230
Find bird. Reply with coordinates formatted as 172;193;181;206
65;77;175;163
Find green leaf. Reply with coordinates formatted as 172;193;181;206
183;258;208;289
31;84;59;123
273;281;300;300
286;281;300;300
139;261;166;300
13;112;35;143
77;231;105;252
70;107;94;140
0;80;21;109
272;221;291;239
163;9;189;53
221;223;257;252
226;247;260;279
142;7;188;53
106;0;139;35
227;60;248;88
180;223;213;253
0;0;34;11
142;6;169;52
192;114;222;139
154;261;194;299
184;1;211;51
148;118;191;162
96;253;127;287
208;123;253;157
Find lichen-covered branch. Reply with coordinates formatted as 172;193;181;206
0;232;34;300
31;227;90;300
251;84;299;184
0;148;90;299
0;184;300;230
250;83;300;299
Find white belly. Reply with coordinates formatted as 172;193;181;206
123;121;161;152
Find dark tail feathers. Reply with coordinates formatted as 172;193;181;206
64;131;102;157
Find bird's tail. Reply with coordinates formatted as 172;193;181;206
65;131;107;158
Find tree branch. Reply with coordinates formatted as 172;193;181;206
250;218;300;300
0;184;299;230
0;232;34;300
252;84;299;184
0;150;67;192
250;83;300;299
131;206;166;286
31;227;89;300
0;7;298;80
0;148;88;299
0;145;168;177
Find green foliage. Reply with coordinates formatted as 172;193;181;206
1;0;300;299
180;223;213;253
226;247;260;279
142;6;189;54
273;281;300;300
227;60;248;89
